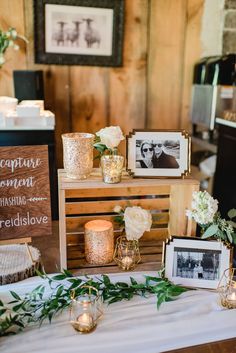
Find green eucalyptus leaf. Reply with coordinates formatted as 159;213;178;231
201;224;218;239
226;230;233;244
10;291;21;301
228;209;236;219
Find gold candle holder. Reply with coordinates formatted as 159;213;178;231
70;286;103;334
218;268;236;309
113;236;141;271
62;132;94;180
85;220;114;265
100;155;124;184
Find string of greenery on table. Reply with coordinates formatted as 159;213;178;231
0;269;190;337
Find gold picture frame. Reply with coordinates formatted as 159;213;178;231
126;129;191;178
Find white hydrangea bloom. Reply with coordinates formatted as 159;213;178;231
186;191;218;225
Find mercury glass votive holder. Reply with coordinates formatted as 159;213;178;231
62;132;94;179
113;236;141;271
100;155;124;184
70;286;103;334
85;220;114;265
218;268;236;309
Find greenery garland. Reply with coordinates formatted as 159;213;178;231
0;269;190;337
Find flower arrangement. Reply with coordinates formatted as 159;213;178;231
186;191;236;245
94;126;125;157
114;205;152;241
0;27;28;67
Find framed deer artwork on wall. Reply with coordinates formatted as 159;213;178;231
34;0;124;67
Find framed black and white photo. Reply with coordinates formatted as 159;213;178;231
34;0;124;66
126;130;190;178
164;237;232;289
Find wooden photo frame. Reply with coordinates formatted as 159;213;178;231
126;130;191;178
34;0;124;66
163;236;232;289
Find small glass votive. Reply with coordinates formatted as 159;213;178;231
218;268;236;309
100;155;124;184
62;132;94;180
113;236;141;271
70;286;103;334
85;220;114;265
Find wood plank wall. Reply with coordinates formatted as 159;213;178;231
0;0;204;166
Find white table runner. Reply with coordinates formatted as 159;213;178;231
1;271;236;353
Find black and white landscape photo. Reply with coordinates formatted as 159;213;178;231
173;247;220;281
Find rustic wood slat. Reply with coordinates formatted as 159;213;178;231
68;253;163;270
71;262;162;275
65;185;171;198
67;243;163;260
65;198;170;215
65;212;169;232
66;228;168;247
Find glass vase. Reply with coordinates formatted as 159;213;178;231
70;286;103;334
113;236;141;271
100;149;124;184
218;268;236;309
62;132;94;179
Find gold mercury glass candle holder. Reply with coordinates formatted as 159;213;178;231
84;220;114;265
100;154;124;184
113;236;141;271
218;268;236;309
62;132;94;180
70;286;103;334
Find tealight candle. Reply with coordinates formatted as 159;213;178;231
227;291;236;308
121;256;133;270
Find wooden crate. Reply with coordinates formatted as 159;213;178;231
58;169;199;274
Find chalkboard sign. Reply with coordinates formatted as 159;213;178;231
0;145;52;240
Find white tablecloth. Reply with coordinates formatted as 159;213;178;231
1;271;236;353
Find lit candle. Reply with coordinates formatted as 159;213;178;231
72;312;95;333
226;291;236;309
228;292;236;301
121;256;133;270
85;220;114;265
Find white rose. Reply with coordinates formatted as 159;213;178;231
114;205;122;213
96;126;124;149
124;206;152;241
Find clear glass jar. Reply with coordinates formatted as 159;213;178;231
113;236;141;271
100;148;124;184
218;268;236;309
70;286;103;334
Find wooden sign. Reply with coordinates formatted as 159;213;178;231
0;145;52;240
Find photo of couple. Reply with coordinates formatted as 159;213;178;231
136;140;180;169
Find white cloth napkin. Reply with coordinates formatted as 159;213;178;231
0;271;236;353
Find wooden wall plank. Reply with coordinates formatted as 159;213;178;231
109;0;149;155
147;0;187;129
0;0;205;167
0;0;27;96
180;0;205;130
70;67;109;135
23;0;71;167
